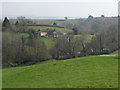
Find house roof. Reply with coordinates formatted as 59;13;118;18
40;29;56;33
40;29;48;32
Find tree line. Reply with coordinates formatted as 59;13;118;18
2;17;119;67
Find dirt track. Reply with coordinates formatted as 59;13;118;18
99;54;117;56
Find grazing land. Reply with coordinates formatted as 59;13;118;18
41;38;55;49
1;3;119;89
19;32;94;49
41;35;94;49
29;26;72;33
109;50;119;55
3;55;118;88
0;69;1;89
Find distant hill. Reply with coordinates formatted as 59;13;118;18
31;16;118;34
7;16;118;35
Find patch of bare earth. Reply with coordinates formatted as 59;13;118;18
99;54;117;56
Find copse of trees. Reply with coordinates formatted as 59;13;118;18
101;15;105;18
65;17;68;20
2;17;31;33
2;17;10;27
59;16;118;35
85;25;118;55
15;21;19;26
2;32;50;67
2;17;50;67
72;27;79;35
118;16;120;49
88;15;93;19
2;17;11;32
50;35;85;59
50;27;118;60
17;16;35;26
53;22;57;26
2;17;119;67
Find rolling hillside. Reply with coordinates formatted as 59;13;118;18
41;38;55;49
3;55;118;88
29;26;72;33
19;33;94;49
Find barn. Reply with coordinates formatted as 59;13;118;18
39;29;56;37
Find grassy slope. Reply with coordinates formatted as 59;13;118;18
19;26;94;49
42;35;94;49
19;34;94;49
0;69;2;89
30;26;72;33
109;50;119;56
3;56;118;88
73;35;95;43
20;33;29;37
18;33;54;49
41;38;55;49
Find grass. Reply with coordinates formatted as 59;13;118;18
19;33;29;37
3;56;118;88
41;35;95;49
73;35;95;43
29;26;72;33
85;35;95;43
41;38;55;49
18;33;54;49
17;28;95;49
109;50;119;56
0;69;2;89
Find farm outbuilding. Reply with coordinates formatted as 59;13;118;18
40;29;48;36
39;29;56;37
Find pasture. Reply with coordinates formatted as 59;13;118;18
2;55;118;88
0;69;2;89
109;50;119;56
29;26;72;33
41;38;55;49
19;32;95;49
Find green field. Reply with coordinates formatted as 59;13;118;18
73;35;95;43
0;69;2;90
29;26;72;33
109;50;119;56
42;35;95;49
41;38;55;49
19;33;94;49
3;56;118;88
19;33;29;37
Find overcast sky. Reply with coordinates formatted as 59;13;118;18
1;1;119;19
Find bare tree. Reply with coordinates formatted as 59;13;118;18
50;35;83;59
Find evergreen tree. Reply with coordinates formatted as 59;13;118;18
72;27;79;35
15;21;19;26
53;22;57;26
2;17;10;27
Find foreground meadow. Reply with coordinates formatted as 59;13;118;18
2;56;118;88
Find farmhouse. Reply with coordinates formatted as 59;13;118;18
39;29;57;37
40;29;48;36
